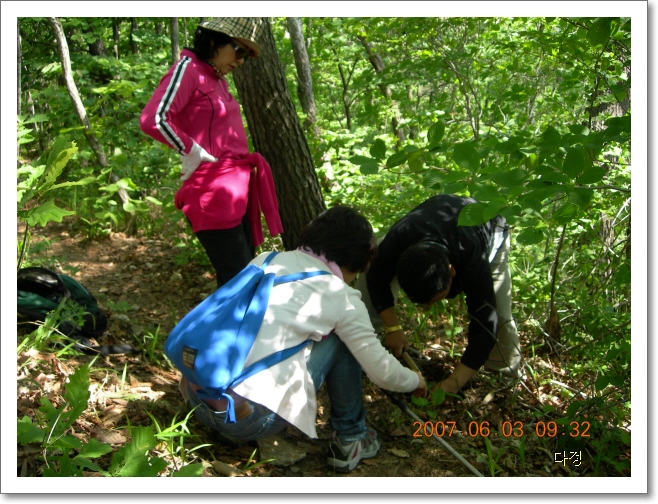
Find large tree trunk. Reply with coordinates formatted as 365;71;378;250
48;17;133;232
170;18;180;64
17;19;21;115
129;18;139;55
286;17;319;135
232;18;325;251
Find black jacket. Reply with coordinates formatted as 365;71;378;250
366;194;507;370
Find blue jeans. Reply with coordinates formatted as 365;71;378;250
185;333;368;443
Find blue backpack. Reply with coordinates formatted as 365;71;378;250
164;252;330;423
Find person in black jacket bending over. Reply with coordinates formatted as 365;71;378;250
356;194;522;395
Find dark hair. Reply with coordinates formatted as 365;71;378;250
297;206;377;273
396;243;451;304
190;26;233;61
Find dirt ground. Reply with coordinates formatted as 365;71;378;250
16;220;622;479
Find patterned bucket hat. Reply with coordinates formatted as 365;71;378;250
200;17;264;57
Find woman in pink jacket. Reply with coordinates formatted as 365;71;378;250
140;18;283;287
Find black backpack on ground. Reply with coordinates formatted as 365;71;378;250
17;267;137;355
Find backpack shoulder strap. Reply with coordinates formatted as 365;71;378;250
220;269;332;421
260;251;280;269
274;270;331;285
225;338;313;422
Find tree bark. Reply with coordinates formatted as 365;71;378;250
170;18;180;64
286;17;319;135
48;17;132;230
130;18;139;54
232;18;325;251
17;19;21;115
357;35;405;146
112;19;120;59
85;27;108;57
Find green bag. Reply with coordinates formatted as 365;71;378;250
17;267;135;355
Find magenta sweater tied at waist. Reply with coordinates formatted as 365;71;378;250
174;153;284;247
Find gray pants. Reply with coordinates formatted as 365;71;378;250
356;233;521;377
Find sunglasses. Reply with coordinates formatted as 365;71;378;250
230;41;251;61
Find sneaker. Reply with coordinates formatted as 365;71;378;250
327;427;381;473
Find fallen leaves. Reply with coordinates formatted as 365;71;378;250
388;448;410;458
212;460;242;477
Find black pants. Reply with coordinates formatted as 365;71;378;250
194;214;255;288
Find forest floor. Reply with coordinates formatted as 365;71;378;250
16;220;628;479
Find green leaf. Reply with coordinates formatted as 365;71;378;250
519;193;544;213
568;124;590;137
533;166;570;184
78;437;114;459
491;168;528;188
609;376;625;387
72;456;110;476
42;139;78;193
45;177;96;193
427;119;445;145
567;401;582;419
64;365;91;420
411;395;429;407
539;126;562;148
123;201;137;213
17;416;45;445
605;116;631;135
499;204;522;223
576;167;607;185
173;463;204;477
552;202;580;225
145;196;163;206
495;139;519;154
431;387;446;406
386;151;409;169
483;201;506;221
443;181;468;194
516;227;545;245
452;142;480;171
445;326;463;337
408;151;425;172
348;155;374;165
116;177;137;191
421;170;443;189
359;161;380;175
594;375;610;392
568;188;594;210
24;114;50;124
369;139;387;160
609;84;627;103
37;365;92;439
110;426;167;477
442;170;469;183
25;200;76;227
587;18;613;46
55;435;84;450
457;202;488;226
471;185;503;202
562;148;585;178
